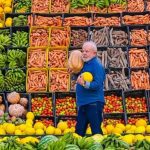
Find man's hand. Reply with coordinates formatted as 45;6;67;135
77;75;85;86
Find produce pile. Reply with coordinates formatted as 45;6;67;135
0;0;150;147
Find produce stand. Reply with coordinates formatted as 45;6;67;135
0;0;150;149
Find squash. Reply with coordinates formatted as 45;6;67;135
68;50;83;74
0;104;5;112
7;92;20;104
20;98;28;107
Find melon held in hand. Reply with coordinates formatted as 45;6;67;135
82;72;93;82
68;50;83;74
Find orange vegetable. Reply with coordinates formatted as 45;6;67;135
108;4;127;13
49;70;70;92
50;27;70;47
31;0;49;13
123;14;150;25
48;48;67;68
34;15;62;26
63;16;92;26
27;69;48;92
127;0;144;12
130;29;148;46
131;70;150;90
129;48;148;68
28;48;47;68
30;28;49;47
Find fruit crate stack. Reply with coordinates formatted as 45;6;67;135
0;0;150;135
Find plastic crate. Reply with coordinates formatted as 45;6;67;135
33;13;63;26
55;92;77;117
104;89;125;114
27;47;48;68
26;68;48;93
123;90;149;114
30;92;54;117
0;93;8;113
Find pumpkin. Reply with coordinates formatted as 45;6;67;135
0;104;5;112
0;96;2;103
20;98;28;107
7;92;20;104
68;50;83;73
8;104;25;117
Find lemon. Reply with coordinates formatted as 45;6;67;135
19;124;26;131
34;122;44;130
0;128;6;135
116;123;125;131
35;129;44;135
5;17;12;27
15;129;22;135
102;127;107;135
6;123;15;134
26;119;33;125
0;7;3;13
112;127;123;135
86;127;92;135
63;128;72;134
121;135;133;145
125;124;132;131
73;133;82;139
82;72;93;82
26;112;34;120
136;119;147;127
54;128;62;135
25;127;35;135
46;126;55;135
70;127;75;133
146;125;150;133
4;1;11;7
3;6;12;13
106;124;114;134
135;126;145;134
57;121;68;131
134;134;145;142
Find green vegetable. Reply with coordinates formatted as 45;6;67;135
0;70;5;91
12;31;28;47
0;53;7;68
5;69;26;91
7;49;26;68
13;15;28;26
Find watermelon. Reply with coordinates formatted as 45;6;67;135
89;143;103;150
65;144;80;150
38;135;58;150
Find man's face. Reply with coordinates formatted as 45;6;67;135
82;45;96;62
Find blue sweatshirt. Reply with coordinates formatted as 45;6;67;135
76;57;105;107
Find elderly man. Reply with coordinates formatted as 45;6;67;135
75;41;105;136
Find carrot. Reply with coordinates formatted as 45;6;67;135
51;0;69;13
28;48;47;68
48;49;67;68
27;15;33;26
108;4;127;13
63;16;92;26
50;27;70;47
123;14;150;25
49;69;69;92
127;0;144;12
93;16;121;26
30;28;49;47
130;29;148;46
129;48;148;68
27;69;47;92
131;70;150;90
146;1;150;11
89;6;107;13
31;0;49;13
70;7;88;13
34;15;62;26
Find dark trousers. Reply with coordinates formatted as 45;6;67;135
75;101;104;137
